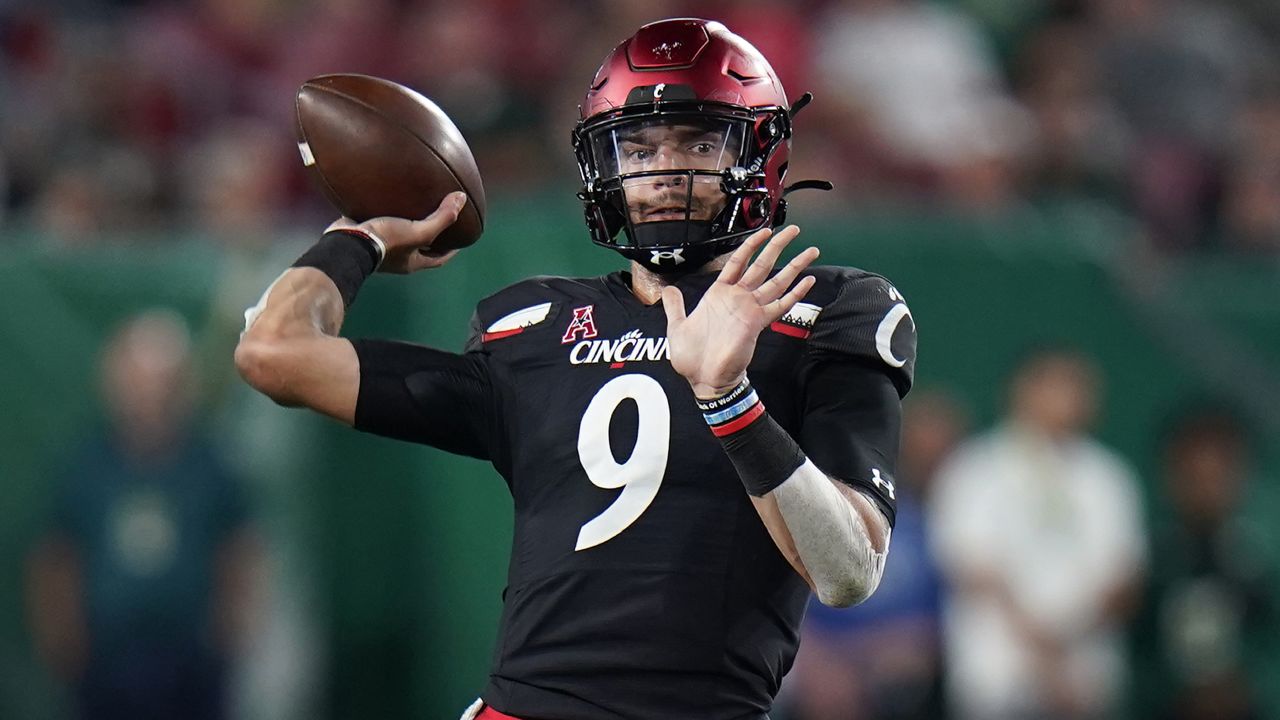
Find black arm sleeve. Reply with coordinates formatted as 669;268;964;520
798;355;903;527
351;337;505;466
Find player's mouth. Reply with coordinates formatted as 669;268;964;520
644;207;692;221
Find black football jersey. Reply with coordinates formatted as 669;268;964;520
352;265;916;720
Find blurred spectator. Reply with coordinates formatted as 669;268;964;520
273;0;401;98
1213;91;1280;254
3;0;1280;256
1087;0;1270;250
708;0;815;96
34;147;159;246
939;0;1061;64
26;310;262;720
812;0;1034;210
1013;20;1132;204
125;0;292;139
1130;403;1277;720
783;389;968;720
929;346;1146;720
395;0;558;187
182;119;294;248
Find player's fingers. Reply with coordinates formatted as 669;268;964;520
661;286;686;327
325;216;358;233
410;191;468;246
413;248;461;270
717;227;772;285
740;225;800;290
764;275;817;324
754;246;819;303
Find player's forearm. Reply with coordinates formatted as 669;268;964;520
767;460;888;607
235;268;346;399
699;378;888;607
243;227;383;344
245;268;347;340
236;229;378;414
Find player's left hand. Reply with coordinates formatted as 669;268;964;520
663;225;819;400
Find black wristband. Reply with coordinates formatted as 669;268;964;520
719;410;807;497
292;230;380;308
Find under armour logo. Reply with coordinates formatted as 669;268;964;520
653;41;682;60
871;468;896;500
650;249;685;265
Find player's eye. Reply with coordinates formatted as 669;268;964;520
620;144;654;163
688;141;717;155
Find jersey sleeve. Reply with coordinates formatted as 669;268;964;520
797;359;903;527
805;270;916;397
796;270;917;527
351;312;507;467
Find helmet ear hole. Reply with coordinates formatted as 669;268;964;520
772;199;787;227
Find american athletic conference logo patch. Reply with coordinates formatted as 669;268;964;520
562;305;598;344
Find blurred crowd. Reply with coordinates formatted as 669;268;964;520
782;348;1278;720
2;0;1280;254
27;312;1277;719
7;1;1280;719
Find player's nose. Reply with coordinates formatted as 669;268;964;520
652;144;684;171
650;151;687;188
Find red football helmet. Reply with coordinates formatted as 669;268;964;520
572;18;825;273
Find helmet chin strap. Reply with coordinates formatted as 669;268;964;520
620;219;761;275
625;220;720;274
638;244;723;276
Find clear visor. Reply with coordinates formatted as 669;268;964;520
589;116;746;226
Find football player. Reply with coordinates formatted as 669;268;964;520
237;18;916;720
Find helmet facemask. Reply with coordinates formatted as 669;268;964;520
574;101;789;274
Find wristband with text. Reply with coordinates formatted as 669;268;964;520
699;378;807;496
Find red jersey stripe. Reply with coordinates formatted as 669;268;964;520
769;321;810;339
477;706;526;720
481;327;524;342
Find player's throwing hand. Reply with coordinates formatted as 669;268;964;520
325;191;469;275
662;225;820;400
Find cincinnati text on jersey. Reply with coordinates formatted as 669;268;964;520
569;328;670;366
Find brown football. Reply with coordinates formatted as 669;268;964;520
295;74;485;251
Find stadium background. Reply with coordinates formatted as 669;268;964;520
0;0;1277;718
